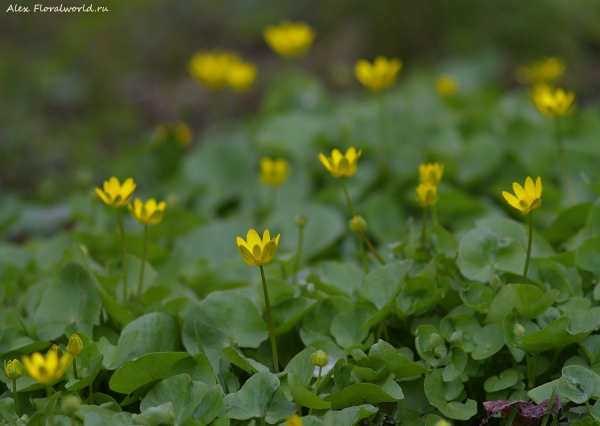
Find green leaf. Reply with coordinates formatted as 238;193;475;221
97;330;142;370
368;340;429;379
577;235;600;276
223;344;269;374
457;228;525;282
472;323;505;360
460;283;496;314
119;312;181;362
288;372;331;409
182;291;268;363
109;352;189;394
486;284;559;323
424;369;477;421
324;375;403;409
558;365;600;404
193;384;223;425
34;263;102;340
359;260;413;327
61;244;134;326
282;346;318;387
330;308;371;349
272;297;318;336
440;315;481;353
544;202;591;243
318;261;365;296
484;369;520;392
395;276;441;318
66;356;103;392
222;371;296;424
132;402;176;426
322;404;379;426
166;353;217;385
442;347;467;382
140;374;214;426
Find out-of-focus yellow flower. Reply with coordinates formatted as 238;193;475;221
49;344;63;358
188;50;241;90
152;122;192;149
419;163;444;186
4;359;24;380
502;176;543;215
260;157;290;187
286;414;303;426
174;122;192;148
349;215;367;233
95;177;136;208
264;21;316;57
22;350;73;385
516;57;565;84
435;75;459;98
354;56;402;91
67;334;84;357
227;60;257;92
128;198;167;226
416;183;438;207
532;84;575;117
318;147;362;178
236;229;280;266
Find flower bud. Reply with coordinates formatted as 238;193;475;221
429;333;442;347
489;274;502;289
513;323;526;337
311;350;328;368
450;330;463;345
61;394;81;415
286;414;303;426
67;334;84;357
435;419;451;426
349;215;367;232
4;359;24;380
294;214;308;227
49;344;64;359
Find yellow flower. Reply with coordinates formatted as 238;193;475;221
22;350;73;385
236;229;280;266
263;21;316;57
516;57;565;84
227;60;257;92
188;50;241;90
436;75;459;97
318;147;362;178
286;414;303;426
311;350;329;368
416;183;438;207
152;122;192;149
67;334;84;357
174;122;192;148
95;177;136;208
354;56;402;91
532;84;575;117
260;157;290;187
502;176;543;215
4;359;24;380
419;162;444;186
128;198;167;226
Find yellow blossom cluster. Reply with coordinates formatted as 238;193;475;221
416;162;443;207
188;50;256;92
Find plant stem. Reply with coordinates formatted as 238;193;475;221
308;366;324;416
505;405;518;426
12;380;21;417
541;386;557;426
378;91;391;184
586;400;593;418
138;225;148;301
340;177;356;216
523;211;533;283
432;204;439;227
72;360;79;380
422;207;428;254
359;234;369;274
292;225;304;285
260;265;279;373
555;116;576;204
89;384;93;405
117;209;128;304
376;318;386;340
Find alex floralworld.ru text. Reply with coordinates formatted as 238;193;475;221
6;4;109;12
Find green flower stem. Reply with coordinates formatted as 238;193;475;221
378;91;391;184
523;211;533;283
541;386;557;426
361;232;385;265
292;225;304;285
555;116;576;203
138;225;148;302
259;265;279;373
358;234;369;274
432;204;439;227
586;400;593;418
72;360;79;380
340;177;356;217
116;209;129;304
89;384;93;405
505;405;518;426
70;415;76;426
422;207;428;254
308;366;324;416
12;380;21;418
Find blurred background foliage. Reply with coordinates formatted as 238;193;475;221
1;0;600;209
